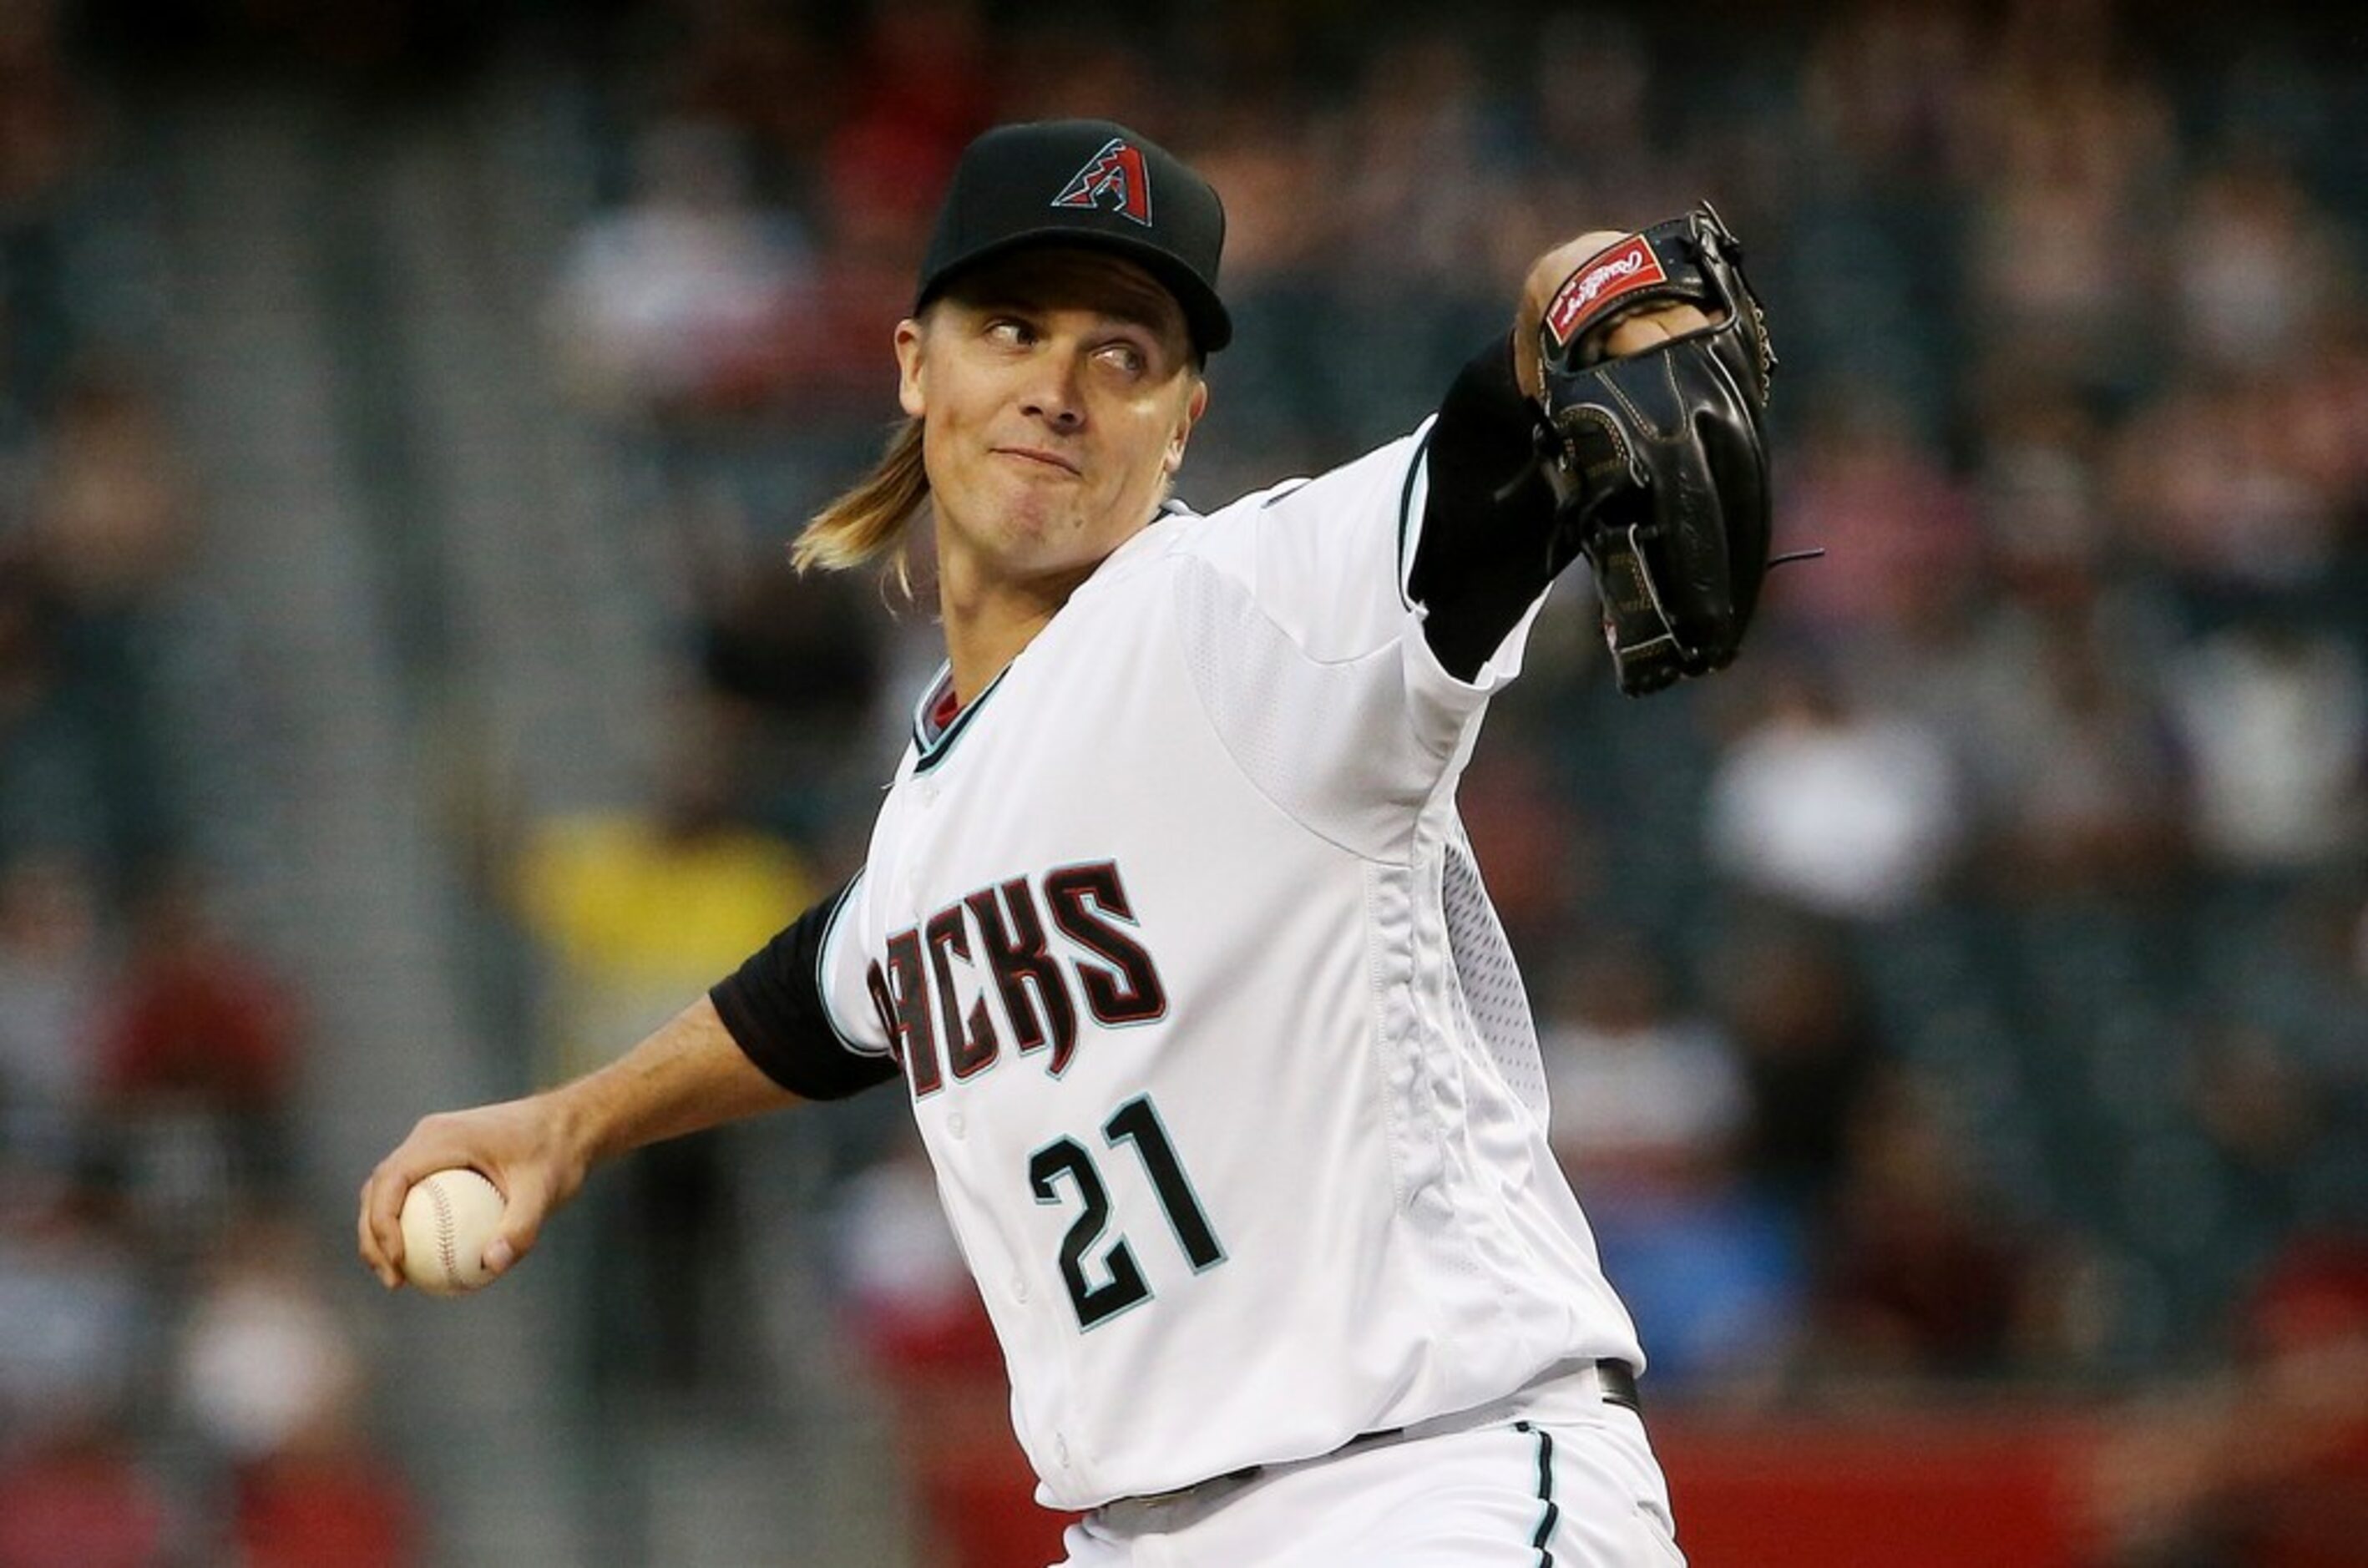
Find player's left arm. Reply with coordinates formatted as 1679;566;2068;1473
1173;223;1764;837
1407;226;1743;685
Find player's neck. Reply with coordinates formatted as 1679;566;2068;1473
936;554;1095;706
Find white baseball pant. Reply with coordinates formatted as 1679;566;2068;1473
1053;1403;1683;1567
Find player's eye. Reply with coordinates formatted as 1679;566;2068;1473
984;317;1035;348
1095;340;1148;377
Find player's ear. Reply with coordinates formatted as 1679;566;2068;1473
1164;376;1208;478
894;316;927;418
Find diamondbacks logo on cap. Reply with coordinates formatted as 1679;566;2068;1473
1545;235;1667;349
1051;138;1153;227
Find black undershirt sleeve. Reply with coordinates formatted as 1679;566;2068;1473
1405;335;1580;683
708;876;898;1101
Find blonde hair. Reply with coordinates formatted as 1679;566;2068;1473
792;416;928;593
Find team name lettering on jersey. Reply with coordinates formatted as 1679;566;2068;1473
868;859;1168;1096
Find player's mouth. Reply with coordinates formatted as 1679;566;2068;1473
994;446;1083;477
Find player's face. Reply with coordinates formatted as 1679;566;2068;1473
896;250;1207;593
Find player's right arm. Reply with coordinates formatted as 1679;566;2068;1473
356;995;797;1289
357;874;893;1290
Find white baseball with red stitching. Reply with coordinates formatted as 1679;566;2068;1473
397;1168;505;1296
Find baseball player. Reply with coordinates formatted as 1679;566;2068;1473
360;119;1776;1566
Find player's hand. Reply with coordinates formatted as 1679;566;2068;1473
1514;231;1716;400
1525;207;1779;696
356;1094;592;1291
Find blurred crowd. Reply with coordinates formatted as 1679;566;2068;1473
2;0;2365;1563
0;3;422;1565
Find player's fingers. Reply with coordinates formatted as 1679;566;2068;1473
1516;230;1632;398
358;1113;478;1286
356;1097;578;1287
357;1174;403;1289
486;1170;556;1277
1602;303;1713;360
361;1158;422;1289
1524;230;1632;313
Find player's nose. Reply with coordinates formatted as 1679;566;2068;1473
1017;350;1088;430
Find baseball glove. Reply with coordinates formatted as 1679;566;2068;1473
1534;204;1780;696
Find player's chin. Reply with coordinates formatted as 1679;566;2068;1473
985;490;1064;541
1004;515;1131;583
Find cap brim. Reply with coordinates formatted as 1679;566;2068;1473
917;228;1232;357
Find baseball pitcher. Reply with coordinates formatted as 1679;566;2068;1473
360;118;1778;1566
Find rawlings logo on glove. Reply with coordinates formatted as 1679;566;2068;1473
1536;204;1795;696
1543;235;1667;348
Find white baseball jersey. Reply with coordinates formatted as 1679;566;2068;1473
725;426;1644;1512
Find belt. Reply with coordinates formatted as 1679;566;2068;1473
1596;1358;1644;1414
1123;1359;1642;1506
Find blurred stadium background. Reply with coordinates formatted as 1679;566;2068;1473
3;0;2366;1563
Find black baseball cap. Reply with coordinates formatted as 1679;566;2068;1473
914;119;1232;357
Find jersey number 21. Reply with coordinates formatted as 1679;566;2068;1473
1029;1094;1226;1329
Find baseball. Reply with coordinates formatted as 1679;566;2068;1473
397;1167;506;1296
